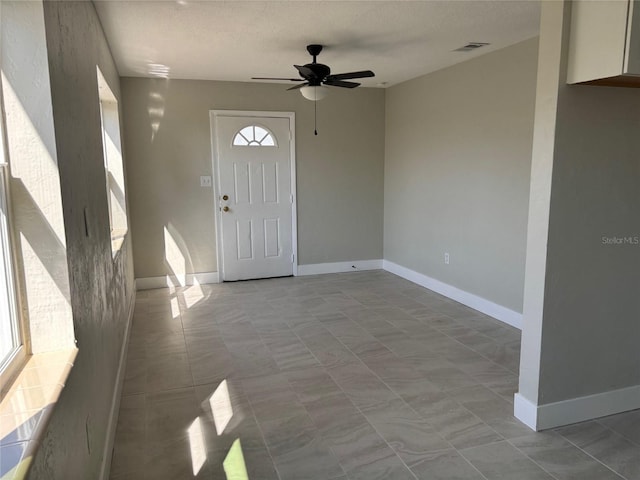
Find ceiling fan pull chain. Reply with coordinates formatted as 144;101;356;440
314;97;318;136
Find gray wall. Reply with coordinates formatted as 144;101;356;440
542;84;640;402
121;78;385;279
520;1;640;406
28;2;135;478
384;38;539;313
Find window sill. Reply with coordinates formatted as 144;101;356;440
0;348;78;480
111;228;127;259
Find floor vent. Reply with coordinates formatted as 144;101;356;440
454;42;490;52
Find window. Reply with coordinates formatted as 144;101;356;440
97;67;128;255
232;125;276;147
0;84;22;387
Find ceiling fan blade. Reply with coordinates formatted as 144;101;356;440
294;65;316;80
324;79;360;88
252;77;304;81
326;70;375;81
287;82;309;91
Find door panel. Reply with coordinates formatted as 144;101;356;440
215;115;293;281
236;219;253;260
262;163;279;203
233;163;251;205
264;218;280;258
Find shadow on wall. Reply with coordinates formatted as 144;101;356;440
8;178;70;306
1;49;75;352
1;0;73;318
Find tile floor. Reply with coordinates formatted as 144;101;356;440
110;271;640;480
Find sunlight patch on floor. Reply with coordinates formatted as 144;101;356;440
210;379;233;436
187;417;207;475
223;439;249;480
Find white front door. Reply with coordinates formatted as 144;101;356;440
213;113;295;281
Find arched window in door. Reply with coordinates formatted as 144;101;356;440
232;125;277;147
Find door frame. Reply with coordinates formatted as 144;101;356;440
209;110;298;281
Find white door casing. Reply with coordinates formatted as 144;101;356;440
211;111;297;281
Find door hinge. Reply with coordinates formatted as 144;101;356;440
291;253;295;263
289;130;292;141
290;194;294;204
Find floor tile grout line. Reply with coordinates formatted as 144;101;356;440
282;319;371;479
336;287;495;480
285;313;414;479
324;311;513;451
416;323;521;396
449;447;499;480
311;312;501;480
175;292;201;390
594;418;640;449
401;310;521;376
459;439;560;480
553;428;631;479
505;433;625;480
238;380;285;480
358;297;519;392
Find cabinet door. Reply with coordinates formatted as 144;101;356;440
624;0;640;74
567;0;630;84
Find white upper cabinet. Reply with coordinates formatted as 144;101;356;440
568;0;640;86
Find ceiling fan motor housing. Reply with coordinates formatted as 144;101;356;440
302;63;331;84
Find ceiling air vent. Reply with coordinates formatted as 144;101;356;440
454;42;490;52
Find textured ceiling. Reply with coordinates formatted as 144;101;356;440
94;0;540;88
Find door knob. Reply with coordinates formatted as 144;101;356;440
223;206;230;212
222;194;229;201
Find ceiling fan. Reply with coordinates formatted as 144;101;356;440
252;44;375;101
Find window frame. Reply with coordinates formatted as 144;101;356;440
97;66;128;258
232;124;278;147
0;85;26;396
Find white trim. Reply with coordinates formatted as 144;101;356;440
98;289;136;480
514;386;640;431
382;260;523;329
136;271;220;290
209;110;298;280
297;260;383;276
513;393;538;430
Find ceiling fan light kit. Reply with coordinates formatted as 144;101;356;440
300;85;329;101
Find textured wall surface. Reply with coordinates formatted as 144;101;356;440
0;0;74;353
384;38;538;312
121;78;385;278
27;2;135;479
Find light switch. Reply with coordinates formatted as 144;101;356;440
200;176;212;187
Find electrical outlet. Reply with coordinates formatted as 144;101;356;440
200;176;212;187
444;253;450;265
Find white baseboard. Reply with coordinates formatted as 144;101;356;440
513;393;538;430
297;259;383;276
382;260;523;329
136;271;220;290
515;385;640;431
99;289;136;480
